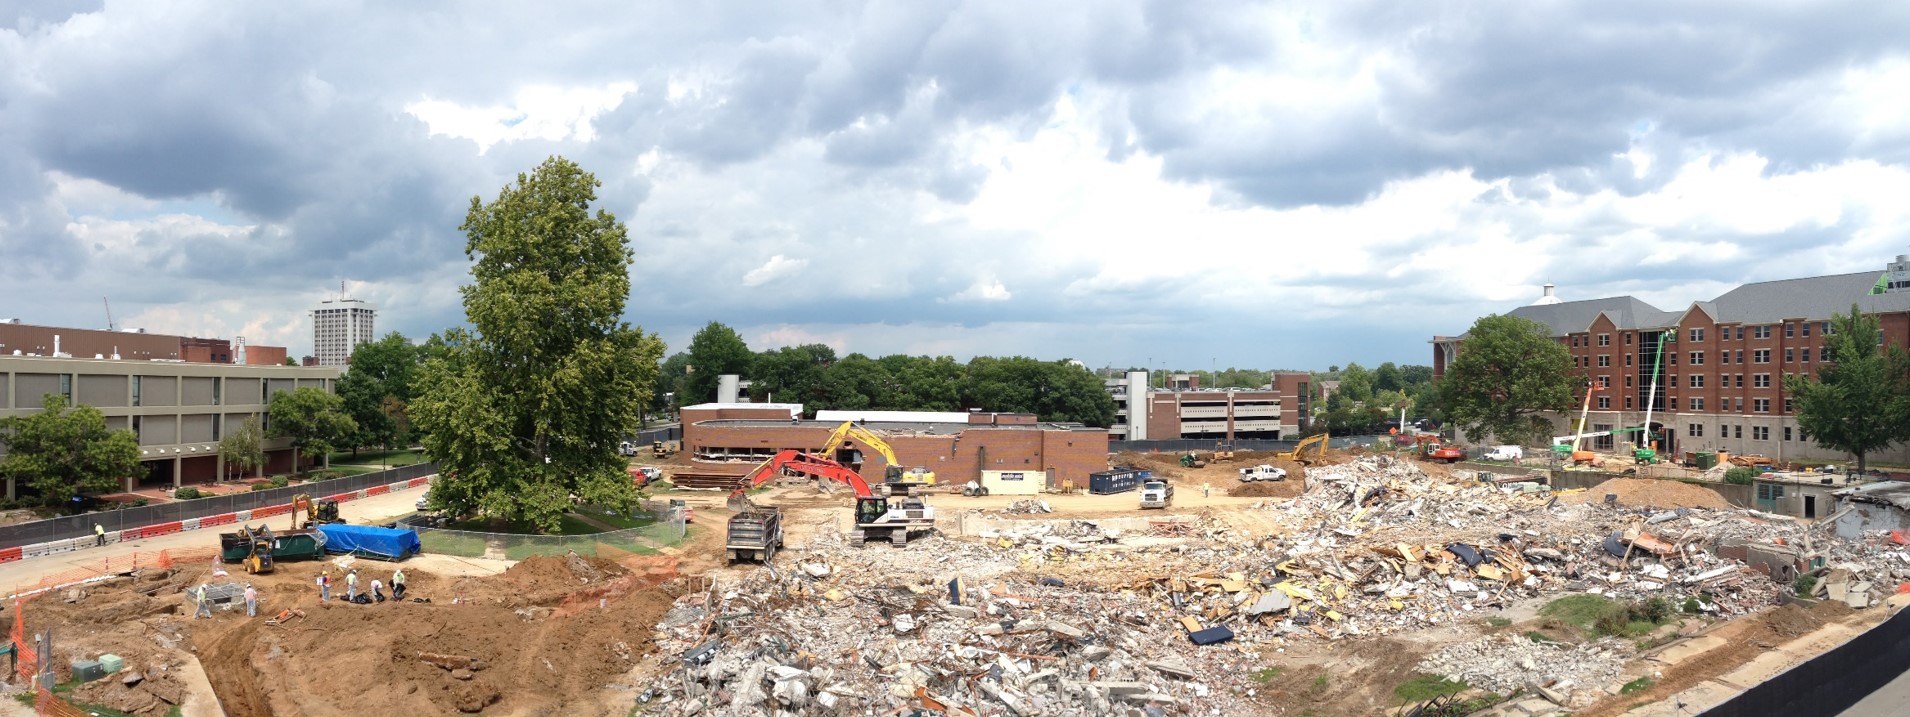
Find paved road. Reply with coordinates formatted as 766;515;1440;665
1840;667;1910;717
0;483;431;595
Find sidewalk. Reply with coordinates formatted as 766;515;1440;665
0;484;431;597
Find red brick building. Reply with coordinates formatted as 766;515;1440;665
680;404;1110;491
1105;370;1312;440
1432;257;1910;463
0;321;289;366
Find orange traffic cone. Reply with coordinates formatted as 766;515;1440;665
157;550;172;571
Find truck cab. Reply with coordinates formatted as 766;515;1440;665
1139;480;1175;509
1238;464;1287;482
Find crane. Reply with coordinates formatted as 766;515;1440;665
816;421;936;490
1566;383;1600;466
103;297;116;331
728;450;936;546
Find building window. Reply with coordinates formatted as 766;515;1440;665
1735;398;1745;412
1690;351;1705;365
1734;424;1743;439
1597;355;1610;367
1625;375;1633;388
1754;398;1770;413
1593;424;1614;450
212;418;222;441
212;378;221;405
1690;328;1705;342
1669;352;1678;366
1786;323;1795;338
1690;397;1704;411
1784;397;1794;413
1801;348;1811;364
1736;349;1745;363
1572;336;1581;347
1598;334;1610;347
131;416;141;441
1753;349;1771;364
1824;321;1834;335
1820;346;1831;362
1736;327;1745;340
1753;426;1769;440
1625;397;1633;409
131;376;142;407
1626;333;1633;345
1720;351;1731;365
1785;347;1794;363
1597;396;1610;409
1784;426;1793;441
1754;326;1771;339
1690;424;1704;438
58;375;72;403
1625;354;1633;367
1598;375;1611;388
1802;323;1811;337
1689;375;1704;388
1753;374;1769;388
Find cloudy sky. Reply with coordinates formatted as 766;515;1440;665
5;1;1910;372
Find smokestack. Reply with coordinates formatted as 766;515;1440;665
1543;284;1556;298
236;335;247;365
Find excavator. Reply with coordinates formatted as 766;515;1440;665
817;421;935;495
290;494;343;530
1275;433;1330;465
727;449;936;547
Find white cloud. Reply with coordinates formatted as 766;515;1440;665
405;82;637;153
741;254;809;287
943;276;1012;302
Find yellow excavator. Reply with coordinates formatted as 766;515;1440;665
1276;433;1330;465
290;494;342;530
818;421;935;493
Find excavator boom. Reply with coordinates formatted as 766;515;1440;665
728;450;877;511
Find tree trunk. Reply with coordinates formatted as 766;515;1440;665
1856;451;1867;475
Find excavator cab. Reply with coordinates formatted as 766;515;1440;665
855;496;889;526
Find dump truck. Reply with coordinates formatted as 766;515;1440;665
725;506;785;563
1138;479;1175;509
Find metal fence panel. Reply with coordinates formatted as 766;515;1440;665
0;462;438;549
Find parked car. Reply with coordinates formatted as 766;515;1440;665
1238;465;1287;482
415;490;432;512
618;441;638;457
630;466;663;486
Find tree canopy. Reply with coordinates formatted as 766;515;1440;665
268;387;356;468
218;415;265;480
337;332;425;452
411;156;665;532
1784;304;1910;473
683;321;754;405
1436;314;1578;445
0;395;142;510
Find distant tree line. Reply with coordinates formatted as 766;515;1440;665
1313;362;1440;435
656;321;1117;427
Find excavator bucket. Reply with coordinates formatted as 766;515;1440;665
726;492;753;513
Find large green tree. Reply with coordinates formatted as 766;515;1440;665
1437;314;1578;445
961;357;1116;426
411;157;666;531
0;395;142;510
268;387;357;470
218;415;266;480
1784;304;1910;473
336;332;425;453
652;352;692;415
683;321;754;404
752;343;839;406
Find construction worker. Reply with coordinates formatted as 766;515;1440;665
391;568;406;600
244;584;258;617
369;578;385;603
346;569;358;601
194;584;212;619
316;571;330;602
94;523;106;547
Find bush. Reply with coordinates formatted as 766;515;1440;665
1724;467;1758;485
131;498;148;507
1642;597;1674;623
269;475;290;489
1683;597;1704;614
173;487;203;500
250;483;271;492
1795;574;1818;598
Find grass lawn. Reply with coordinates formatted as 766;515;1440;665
441;513;602;536
328;449;426;467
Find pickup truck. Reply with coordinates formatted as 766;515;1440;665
725;506;784;563
1139;480;1175;509
1238;464;1287;482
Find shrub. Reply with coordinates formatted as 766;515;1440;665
1724;467;1758;485
1795;574;1818;598
173;487;203;500
131;498;148;507
269;475;290;489
1683;597;1704;614
1642;597;1673;623
250;483;271;492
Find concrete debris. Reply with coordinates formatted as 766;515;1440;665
1000;499;1054;514
641;454;1905;715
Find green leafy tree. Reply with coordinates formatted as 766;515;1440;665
684;321;754;404
0;395;142;510
961;357;1116;426
1784;304;1910;473
879;355;963;410
282;357;299;366
1373;362;1403;393
268;387;357;470
218;415;266;480
753;343;839;407
653;352;692;415
1437;314;1578;445
410;157;666;532
337;332;424;453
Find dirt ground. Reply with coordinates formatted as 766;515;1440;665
5;447;1864;716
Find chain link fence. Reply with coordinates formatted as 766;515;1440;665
0;463;438;549
406;501;688;562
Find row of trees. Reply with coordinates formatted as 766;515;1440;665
657;322;1117;427
1313;362;1438;435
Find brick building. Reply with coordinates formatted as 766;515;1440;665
0;354;340;497
1431;256;1910;463
0;320;289;366
1105;371;1312;441
680;404;1110;491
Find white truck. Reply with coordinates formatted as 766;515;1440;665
1238;464;1287;482
1139;479;1175;509
1483;445;1524;462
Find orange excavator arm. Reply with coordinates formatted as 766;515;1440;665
728;450;876;510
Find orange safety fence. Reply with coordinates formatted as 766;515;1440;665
9;547;222;601
552;554;679;617
12;594;123;716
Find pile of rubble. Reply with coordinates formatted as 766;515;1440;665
998;499;1055;515
1418;634;1627;700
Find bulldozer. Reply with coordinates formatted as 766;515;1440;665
1211;442;1236;463
291;494;343;530
1179;452;1206;468
653;440;678;459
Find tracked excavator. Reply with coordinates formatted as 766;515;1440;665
1275;433;1330;465
727;450;936;547
816;421;937;495
290;494;343;530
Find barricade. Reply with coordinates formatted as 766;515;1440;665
7;546;220;601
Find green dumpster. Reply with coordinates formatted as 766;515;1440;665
1692;452;1718;470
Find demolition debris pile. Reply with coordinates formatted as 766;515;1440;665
640;455;1910;715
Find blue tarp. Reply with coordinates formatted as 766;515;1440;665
316;524;421;561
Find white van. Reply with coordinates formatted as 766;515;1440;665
1483;445;1523;462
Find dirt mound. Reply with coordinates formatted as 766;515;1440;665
1563;478;1732;510
1110;451;1184;478
495;554;631;604
1228;481;1290;497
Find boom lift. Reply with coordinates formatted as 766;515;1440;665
728;450;936;547
1275;433;1330;465
817;421;936;494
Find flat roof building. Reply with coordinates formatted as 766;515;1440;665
311;296;376;367
1104;371;1312;441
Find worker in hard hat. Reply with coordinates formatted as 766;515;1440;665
346;569;358;601
244;584;258;617
391;568;406;600
194;584;212;619
370;578;385;603
316;571;330;602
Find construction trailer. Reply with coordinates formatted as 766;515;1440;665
978;470;1042;496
